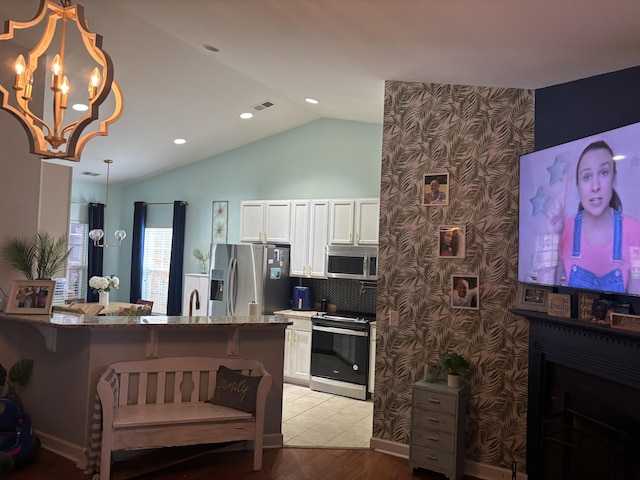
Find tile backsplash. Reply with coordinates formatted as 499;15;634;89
290;278;376;315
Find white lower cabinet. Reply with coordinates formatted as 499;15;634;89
182;274;209;316
283;316;312;385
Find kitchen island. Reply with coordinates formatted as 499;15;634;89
0;311;291;468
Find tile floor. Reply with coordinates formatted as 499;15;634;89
282;383;373;448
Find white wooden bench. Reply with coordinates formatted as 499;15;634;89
96;356;272;480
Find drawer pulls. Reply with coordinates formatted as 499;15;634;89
428;398;441;404
426;454;438;461
427;435;439;441
427;417;440;423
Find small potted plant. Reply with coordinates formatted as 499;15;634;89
193;248;209;274
440;352;470;388
423;362;441;383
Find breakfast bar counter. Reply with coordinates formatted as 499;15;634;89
0;312;291;469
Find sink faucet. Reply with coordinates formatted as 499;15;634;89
189;289;201;316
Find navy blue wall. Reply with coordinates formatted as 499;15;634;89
535;65;640;150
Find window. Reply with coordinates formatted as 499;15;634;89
53;222;88;306
141;227;172;314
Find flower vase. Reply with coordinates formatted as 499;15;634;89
99;291;110;306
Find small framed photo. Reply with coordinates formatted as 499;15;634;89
515;284;552;312
438;225;465;258
423;173;449;206
5;279;56;315
451;275;479;310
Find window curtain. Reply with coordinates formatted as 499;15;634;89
87;203;105;302
167;201;187;315
129;202;147;303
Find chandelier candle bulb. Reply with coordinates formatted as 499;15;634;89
13;55;25;89
51;54;62;91
88;68;100;99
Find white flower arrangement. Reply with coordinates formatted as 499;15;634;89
89;275;119;293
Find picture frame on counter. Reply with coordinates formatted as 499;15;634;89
515;284;551;313
5;279;56;315
423;173;449;206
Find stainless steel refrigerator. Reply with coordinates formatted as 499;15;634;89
208;243;290;316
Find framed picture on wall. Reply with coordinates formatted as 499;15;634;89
5;279;56;315
438;225;465;258
423;173;449;206
451;275;479;310
211;201;228;244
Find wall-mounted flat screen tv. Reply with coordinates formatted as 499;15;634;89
518;121;640;296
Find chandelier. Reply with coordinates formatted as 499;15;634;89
89;159;126;248
0;0;123;161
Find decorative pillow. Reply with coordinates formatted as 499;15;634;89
207;365;261;414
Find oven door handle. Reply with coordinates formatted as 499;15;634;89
312;325;368;337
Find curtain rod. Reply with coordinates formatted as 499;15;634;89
144;201;188;206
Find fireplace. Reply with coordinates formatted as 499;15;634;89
515;310;640;480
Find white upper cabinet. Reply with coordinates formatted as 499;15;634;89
290;200;329;278
329;198;379;245
240;200;291;243
355;198;380;245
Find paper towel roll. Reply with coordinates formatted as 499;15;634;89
248;302;259;316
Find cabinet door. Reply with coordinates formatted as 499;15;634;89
283;328;294;379
329;200;355;244
264;201;291;243
290;201;311;277
355;198;379;245
292;329;312;381
308;200;329;277
240;201;265;242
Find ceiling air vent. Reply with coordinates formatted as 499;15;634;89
80;171;100;177
251;100;275;112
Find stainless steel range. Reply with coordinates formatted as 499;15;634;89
310;311;374;400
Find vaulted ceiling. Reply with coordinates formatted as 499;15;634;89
1;0;639;184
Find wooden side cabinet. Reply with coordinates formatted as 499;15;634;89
409;381;467;480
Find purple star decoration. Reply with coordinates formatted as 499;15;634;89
530;186;546;216
546;155;568;186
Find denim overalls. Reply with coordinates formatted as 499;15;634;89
569;209;625;292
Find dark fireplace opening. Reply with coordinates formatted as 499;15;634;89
542;363;640;480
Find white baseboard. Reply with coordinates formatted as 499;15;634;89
465;459;528;480
35;429;84;466
369;437;409;458
369;437;527;480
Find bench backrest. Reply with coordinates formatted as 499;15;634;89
99;356;268;408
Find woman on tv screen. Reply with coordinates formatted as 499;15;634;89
519;122;640;295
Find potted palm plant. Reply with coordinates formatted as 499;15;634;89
0;230;71;280
440;352;470;388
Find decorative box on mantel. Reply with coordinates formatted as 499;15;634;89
512;309;640;480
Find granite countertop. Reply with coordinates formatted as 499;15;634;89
0;312;292;329
274;309;321;318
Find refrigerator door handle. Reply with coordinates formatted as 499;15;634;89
228;257;238;316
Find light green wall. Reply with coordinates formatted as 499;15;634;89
72;118;382;301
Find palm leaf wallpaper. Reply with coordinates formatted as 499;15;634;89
375;81;534;470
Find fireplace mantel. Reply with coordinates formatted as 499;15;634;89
513;309;640;480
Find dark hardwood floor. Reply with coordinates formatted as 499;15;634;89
6;446;482;480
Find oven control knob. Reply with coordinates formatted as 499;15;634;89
353;365;359;371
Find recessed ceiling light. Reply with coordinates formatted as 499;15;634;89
173;138;186;145
305;98;319;104
240;112;253;119
72;103;89;111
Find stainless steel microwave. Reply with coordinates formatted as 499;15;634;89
325;245;378;280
